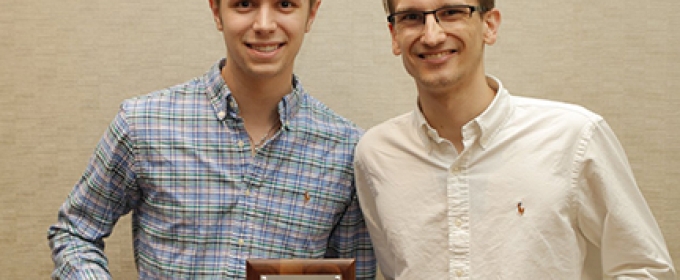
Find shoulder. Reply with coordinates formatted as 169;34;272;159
355;111;414;156
363;112;413;141
296;94;364;143
120;76;208;116
499;94;615;149
511;95;604;127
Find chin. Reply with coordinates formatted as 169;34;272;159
246;64;285;78
408;66;460;88
418;74;458;89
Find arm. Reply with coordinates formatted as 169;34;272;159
47;108;139;279
576;119;676;279
324;188;377;280
354;151;396;280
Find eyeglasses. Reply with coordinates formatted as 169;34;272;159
387;5;482;30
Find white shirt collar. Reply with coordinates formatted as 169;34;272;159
412;75;514;150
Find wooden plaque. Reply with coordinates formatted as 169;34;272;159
246;258;356;280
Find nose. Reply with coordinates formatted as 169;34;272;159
420;14;446;46
253;5;277;32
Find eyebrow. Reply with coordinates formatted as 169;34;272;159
394;3;471;13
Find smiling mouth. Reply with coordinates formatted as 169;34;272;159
419;50;457;59
247;43;285;53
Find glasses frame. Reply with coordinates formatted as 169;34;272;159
387;5;482;26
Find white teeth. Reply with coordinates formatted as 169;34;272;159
422;51;450;59
252;45;279;52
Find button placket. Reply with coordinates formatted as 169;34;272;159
448;154;470;279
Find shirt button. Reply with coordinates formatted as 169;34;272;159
217;111;226;119
451;167;460;172
455;218;463;227
229;101;237;108
238;140;244;147
238;239;244;246
456;269;464;277
245;189;251;196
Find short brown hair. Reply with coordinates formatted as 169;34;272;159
382;0;495;15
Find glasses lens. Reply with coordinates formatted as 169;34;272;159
394;12;424;27
391;6;474;30
436;7;471;22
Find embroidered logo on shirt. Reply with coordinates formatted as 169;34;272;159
517;202;525;216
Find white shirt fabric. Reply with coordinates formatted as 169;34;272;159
354;77;676;279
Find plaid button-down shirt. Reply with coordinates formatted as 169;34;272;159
48;59;375;279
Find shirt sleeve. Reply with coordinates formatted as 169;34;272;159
47;107;140;280
324;182;377;279
354;144;398;280
576;119;676;279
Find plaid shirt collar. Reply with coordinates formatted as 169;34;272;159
204;58;304;130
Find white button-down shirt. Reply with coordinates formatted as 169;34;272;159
354;77;675;279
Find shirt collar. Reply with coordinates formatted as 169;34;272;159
413;75;514;150
413;103;445;147
204;58;304;129
472;76;513;149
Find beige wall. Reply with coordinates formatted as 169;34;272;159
1;0;679;278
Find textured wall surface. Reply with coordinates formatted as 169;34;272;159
1;0;678;279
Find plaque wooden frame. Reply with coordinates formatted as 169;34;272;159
245;258;356;280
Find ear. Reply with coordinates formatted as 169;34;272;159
305;0;322;32
209;0;223;31
482;8;501;45
389;23;402;56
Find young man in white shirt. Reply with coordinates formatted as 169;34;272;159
354;0;676;278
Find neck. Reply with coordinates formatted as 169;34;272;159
220;63;289;154
221;64;292;125
417;75;495;151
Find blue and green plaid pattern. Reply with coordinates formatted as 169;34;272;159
48;59;375;279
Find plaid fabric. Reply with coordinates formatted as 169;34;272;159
48;59;375;279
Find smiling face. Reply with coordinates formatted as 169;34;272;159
389;0;499;93
210;0;320;82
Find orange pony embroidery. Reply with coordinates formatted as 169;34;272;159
517;202;525;216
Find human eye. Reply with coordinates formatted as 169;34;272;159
234;1;252;8
229;0;255;12
437;7;468;20
279;0;296;8
396;12;423;24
